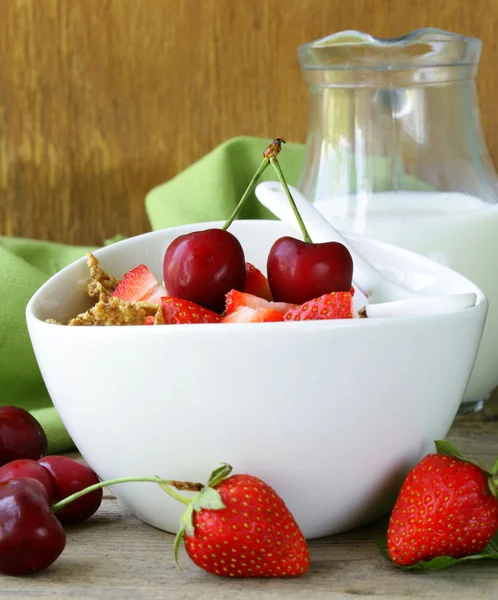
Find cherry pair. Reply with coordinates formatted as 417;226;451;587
0;405;101;522
0;456;102;575
163;138;353;312
0;456;102;525
0;457;102;575
0;406;102;575
0;465;201;575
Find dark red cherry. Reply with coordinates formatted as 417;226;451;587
38;455;102;525
163;229;246;313
0;478;66;575
0;459;54;503
267;237;353;304
0;406;48;467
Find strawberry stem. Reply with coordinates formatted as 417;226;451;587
269;157;313;244
222;158;270;231
51;476;203;512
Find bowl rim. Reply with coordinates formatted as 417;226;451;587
26;219;487;332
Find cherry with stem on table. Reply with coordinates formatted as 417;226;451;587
0;470;204;576
38;455;103;525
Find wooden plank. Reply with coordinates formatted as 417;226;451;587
2;398;497;598
1;0;498;245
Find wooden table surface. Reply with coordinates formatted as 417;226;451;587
4;398;498;599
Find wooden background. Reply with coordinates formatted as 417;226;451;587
1;0;498;245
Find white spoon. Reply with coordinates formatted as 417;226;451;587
255;181;477;317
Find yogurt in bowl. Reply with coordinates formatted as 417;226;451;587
26;220;486;538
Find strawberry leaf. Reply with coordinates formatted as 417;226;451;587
173;502;197;571
180;502;195;538
191;487;226;512
207;463;232;488
434;440;465;460
173;523;187;571
491;457;498;476
377;530;498;571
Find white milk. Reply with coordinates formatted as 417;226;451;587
315;192;498;402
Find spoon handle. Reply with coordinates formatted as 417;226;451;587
255;181;411;301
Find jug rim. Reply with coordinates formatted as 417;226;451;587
298;28;482;71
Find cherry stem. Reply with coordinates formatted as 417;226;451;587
222;157;270;231
269;157;313;244
51;476;204;513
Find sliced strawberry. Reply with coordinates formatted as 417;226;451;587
222;306;284;323
112;265;167;305
161;297;222;324
242;263;273;301
143;316;156;325
225;289;296;316
284;291;354;321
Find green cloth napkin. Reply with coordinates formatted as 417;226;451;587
0;238;97;453
1;135;426;453
146;136;304;229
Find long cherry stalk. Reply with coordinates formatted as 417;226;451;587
51;476;203;512
222;138;286;230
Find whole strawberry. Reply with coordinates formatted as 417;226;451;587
387;441;498;566
172;465;309;577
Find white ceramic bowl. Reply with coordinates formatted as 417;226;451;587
26;220;487;539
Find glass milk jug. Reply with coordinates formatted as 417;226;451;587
297;29;498;413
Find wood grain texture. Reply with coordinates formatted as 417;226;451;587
2;403;498;599
1;0;498;244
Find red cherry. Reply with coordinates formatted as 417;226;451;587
267;237;353;304
163;229;246;313
38;456;102;525
0;478;66;575
0;406;48;467
0;459;54;503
